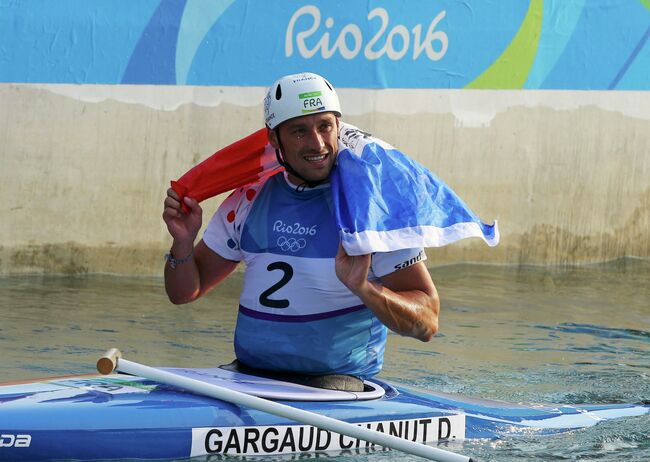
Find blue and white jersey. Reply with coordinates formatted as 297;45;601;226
203;172;425;378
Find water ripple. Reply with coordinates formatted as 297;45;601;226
535;322;650;341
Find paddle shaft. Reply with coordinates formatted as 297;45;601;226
111;358;473;462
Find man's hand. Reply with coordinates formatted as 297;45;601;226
336;243;439;342
162;188;239;305
335;243;373;296
162;188;203;247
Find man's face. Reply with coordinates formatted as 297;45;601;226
269;112;339;185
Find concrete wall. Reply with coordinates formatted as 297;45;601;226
1;84;648;275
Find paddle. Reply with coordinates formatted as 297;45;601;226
97;349;474;462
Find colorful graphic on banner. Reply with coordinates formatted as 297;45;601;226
0;0;648;89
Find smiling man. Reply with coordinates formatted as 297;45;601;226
162;73;439;390
269;111;338;187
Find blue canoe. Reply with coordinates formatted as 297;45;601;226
1;366;648;461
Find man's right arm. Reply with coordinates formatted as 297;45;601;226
164;240;238;304
163;188;239;304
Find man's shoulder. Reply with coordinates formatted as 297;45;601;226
220;173;278;208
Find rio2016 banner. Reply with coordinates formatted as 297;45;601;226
0;0;648;89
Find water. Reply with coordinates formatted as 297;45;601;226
1;259;649;461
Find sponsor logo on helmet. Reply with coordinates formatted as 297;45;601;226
264;93;271;114
299;91;321;99
264;93;276;124
300;90;325;114
292;74;317;83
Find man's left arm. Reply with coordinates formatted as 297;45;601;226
335;245;439;341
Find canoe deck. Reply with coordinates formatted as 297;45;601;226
1;368;648;460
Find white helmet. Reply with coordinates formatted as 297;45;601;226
264;72;341;129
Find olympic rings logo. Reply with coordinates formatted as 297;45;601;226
277;236;307;252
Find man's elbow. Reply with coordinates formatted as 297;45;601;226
168;296;189;305
416;320;438;342
166;289;201;305
417;293;440;342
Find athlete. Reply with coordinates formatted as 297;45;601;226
162;72;439;385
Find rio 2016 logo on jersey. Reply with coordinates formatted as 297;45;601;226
273;220;317;253
277;237;306;253
299;91;325;114
273;220;317;237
